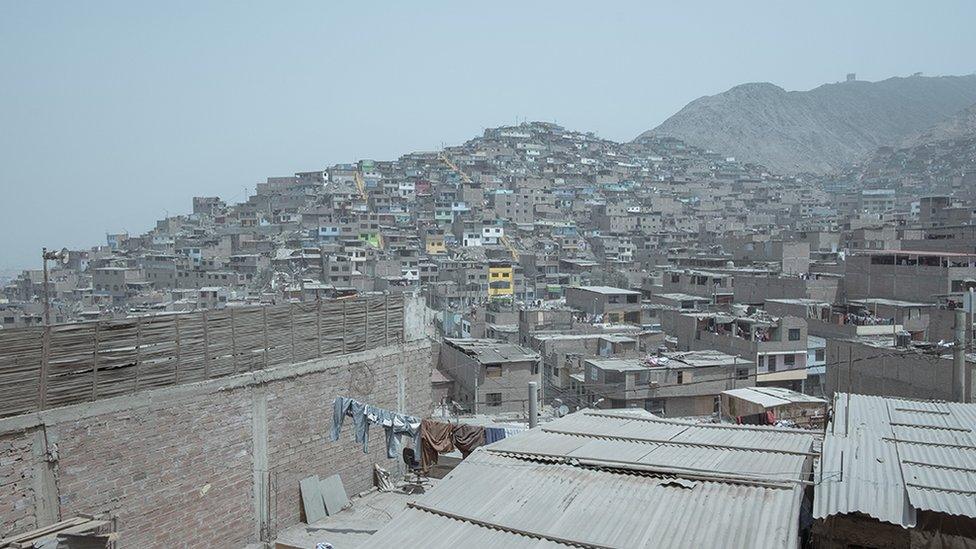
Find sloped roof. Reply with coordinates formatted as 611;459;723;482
360;409;815;549
814;393;976;527
723;386;827;409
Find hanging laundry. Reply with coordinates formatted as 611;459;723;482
352;401;372;452
420;419;455;471
503;427;524;439
330;396;421;457
484;427;506;444
330;397;355;442
452;424;486;458
381;412;422;459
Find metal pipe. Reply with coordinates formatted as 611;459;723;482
41;247;50;326
954;309;967;403
528;381;538;428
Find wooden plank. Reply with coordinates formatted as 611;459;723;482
230;307;238;374
316;299;323;357
289;303;296;362
12;520;110;548
0;517;90;546
174;314;182;384
38;326;50;410
364;299;369;350
262;306;269;368
91;323;99;401
135;317;143;390
202;310;211;378
341;301;347;354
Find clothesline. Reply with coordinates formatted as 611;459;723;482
329;397;422;459
329;396;528;471
419;419;526;471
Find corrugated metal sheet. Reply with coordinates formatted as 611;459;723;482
813;432;915;526
491;429;809;483
815;393;976;527
358;409;815;548
359;452;802;549
549;410;816;455
360;506;568;548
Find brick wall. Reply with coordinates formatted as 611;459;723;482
265;343;434;530
0;339;433;548
0;432;36;536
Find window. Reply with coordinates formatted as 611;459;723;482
767;356;777;373
486;393;502;407
605;371;623;384
788;328;801;341
815;349;825;362
736;368;749;380
676;371;684;384
485;365;502;378
784;354;796;367
644;399;665;414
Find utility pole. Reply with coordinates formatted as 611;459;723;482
954;309;967;403
40;247;67;325
41;247;51;326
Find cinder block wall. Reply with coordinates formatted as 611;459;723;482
0;339;433;548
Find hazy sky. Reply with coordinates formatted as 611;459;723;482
2;1;975;270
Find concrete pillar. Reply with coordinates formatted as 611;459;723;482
250;388;269;541
30;426;60;528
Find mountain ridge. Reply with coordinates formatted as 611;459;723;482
639;73;976;174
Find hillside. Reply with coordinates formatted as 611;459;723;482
842;102;976;189
639;74;976;174
900;102;976;148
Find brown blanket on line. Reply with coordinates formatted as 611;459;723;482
452;424;485;458
420;419;455;471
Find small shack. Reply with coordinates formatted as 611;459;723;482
721;386;826;426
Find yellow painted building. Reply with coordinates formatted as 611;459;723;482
426;238;446;255
488;264;514;298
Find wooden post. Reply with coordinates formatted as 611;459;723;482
262;306;269;368
230;307;239;373
92;324;100;401
38;326;51;411
316;299;323;357
132;318;143;391
203;310;211;379
174;315;182;384
289;303;296;362
341;301;347;354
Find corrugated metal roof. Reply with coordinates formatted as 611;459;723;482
359;452;803;549
361;409;814;548
815;393;976;527
723;386;827;408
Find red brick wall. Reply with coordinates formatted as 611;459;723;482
0;431;37;537
265;343;433;530
0;340;433;547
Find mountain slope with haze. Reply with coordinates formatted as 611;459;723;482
639;74;976;174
